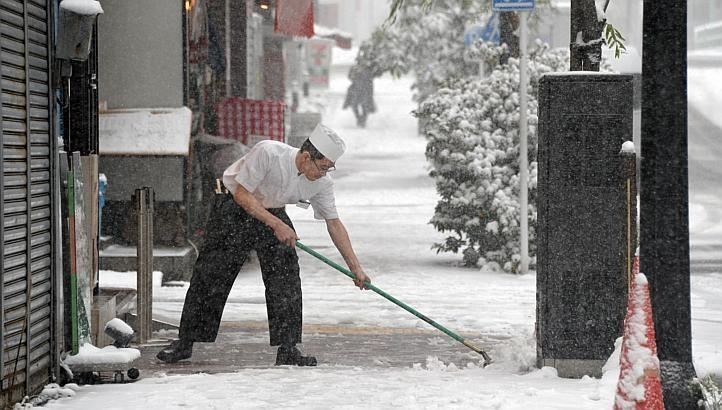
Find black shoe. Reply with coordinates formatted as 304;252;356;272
156;340;193;363
275;345;317;367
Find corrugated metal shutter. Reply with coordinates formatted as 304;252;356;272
1;0;54;403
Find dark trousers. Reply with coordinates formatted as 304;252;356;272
352;105;368;128
179;193;302;346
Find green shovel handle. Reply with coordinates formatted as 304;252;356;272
296;240;492;365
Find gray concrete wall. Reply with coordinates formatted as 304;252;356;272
97;0;183;109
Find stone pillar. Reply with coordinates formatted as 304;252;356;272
537;73;634;378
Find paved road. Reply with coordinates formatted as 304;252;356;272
688;100;722;273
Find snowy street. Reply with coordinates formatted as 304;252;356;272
44;55;722;409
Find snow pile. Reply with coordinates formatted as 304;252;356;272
35;384;78;401
413;356;460;372
12;383;80;409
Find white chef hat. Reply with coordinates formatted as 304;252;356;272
309;123;346;162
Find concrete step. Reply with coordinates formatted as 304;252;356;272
100;244;197;282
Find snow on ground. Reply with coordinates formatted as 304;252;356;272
688;48;722;139
45;362;619;410
52;56;721;409
688;67;722;131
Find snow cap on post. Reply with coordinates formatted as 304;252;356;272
309;123;346;162
620;141;635;154
60;0;104;15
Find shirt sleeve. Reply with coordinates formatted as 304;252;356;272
310;181;339;220
232;142;271;193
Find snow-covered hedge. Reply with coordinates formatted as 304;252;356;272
415;41;571;273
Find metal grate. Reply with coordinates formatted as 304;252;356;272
1;0;54;404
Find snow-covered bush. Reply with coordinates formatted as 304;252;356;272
415;40;571;272
692;375;722;410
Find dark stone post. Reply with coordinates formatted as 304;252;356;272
537;73;633;378
641;1;698;408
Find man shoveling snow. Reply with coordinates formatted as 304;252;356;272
157;123;371;366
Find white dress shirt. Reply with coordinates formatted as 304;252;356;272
222;140;339;220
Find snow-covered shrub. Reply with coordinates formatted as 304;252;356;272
692;375;722;410
415;40;570;272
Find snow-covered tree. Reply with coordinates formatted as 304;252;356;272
383;0;624;71
353;0;482;104
415;41;571;273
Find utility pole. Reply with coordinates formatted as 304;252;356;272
641;0;698;408
570;0;605;71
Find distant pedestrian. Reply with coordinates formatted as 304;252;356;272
157;124;370;367
343;66;376;127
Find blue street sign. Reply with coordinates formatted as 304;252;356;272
464;12;499;47
492;0;535;11
481;12;500;44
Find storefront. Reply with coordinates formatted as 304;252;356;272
1;0;60;405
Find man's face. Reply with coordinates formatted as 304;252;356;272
303;152;335;181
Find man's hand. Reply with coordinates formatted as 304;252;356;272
234;185;298;248
351;269;371;290
273;222;299;248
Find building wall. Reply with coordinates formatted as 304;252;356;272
97;0;184;109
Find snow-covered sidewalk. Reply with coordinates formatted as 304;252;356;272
45;66;721;409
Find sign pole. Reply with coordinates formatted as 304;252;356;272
492;0;535;274
519;10;529;274
493;0;533;274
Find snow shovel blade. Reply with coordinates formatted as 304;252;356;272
296;240;492;366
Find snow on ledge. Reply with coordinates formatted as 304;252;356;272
99;107;191;156
314;24;352;39
60;0;104;15
541;71;616;76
